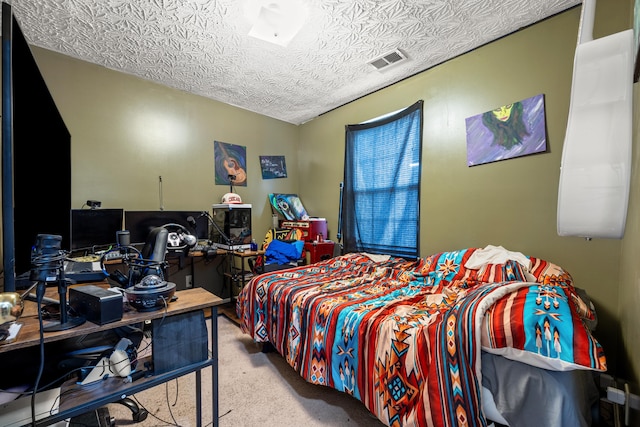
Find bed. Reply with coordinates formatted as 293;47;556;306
236;246;605;426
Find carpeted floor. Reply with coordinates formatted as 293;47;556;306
106;313;385;426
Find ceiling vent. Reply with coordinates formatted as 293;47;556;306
368;49;408;71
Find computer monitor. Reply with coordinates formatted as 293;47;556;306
70;208;124;251
2;3;72;290
124;211;208;244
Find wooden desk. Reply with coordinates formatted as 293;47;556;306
0;287;223;427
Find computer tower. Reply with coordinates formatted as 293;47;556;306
211;204;252;250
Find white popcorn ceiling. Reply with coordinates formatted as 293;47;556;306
6;0;581;125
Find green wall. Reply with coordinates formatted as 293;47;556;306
299;1;636;383
8;0;637;386
620;81;640;394
31;47;301;230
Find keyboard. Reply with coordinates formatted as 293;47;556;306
191;240;213;252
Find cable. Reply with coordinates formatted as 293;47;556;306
31;283;46;426
159;175;164;211
165;380;180;425
131;395;180;426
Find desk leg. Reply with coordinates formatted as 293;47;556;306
196;370;202;427
211;306;219;427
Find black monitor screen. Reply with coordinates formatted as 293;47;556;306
70;209;124;250
124;211;208;244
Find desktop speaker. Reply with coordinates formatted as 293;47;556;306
68;285;123;325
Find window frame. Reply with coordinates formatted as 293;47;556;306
341;100;423;259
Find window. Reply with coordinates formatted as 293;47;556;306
341;100;423;259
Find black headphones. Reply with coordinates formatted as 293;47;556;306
101;224;196;288
100;245;145;288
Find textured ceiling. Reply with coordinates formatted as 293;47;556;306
6;0;581;125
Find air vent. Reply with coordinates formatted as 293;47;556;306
368;49;408;71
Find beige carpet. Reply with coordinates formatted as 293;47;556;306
107;314;385;426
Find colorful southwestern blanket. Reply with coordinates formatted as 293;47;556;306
236;248;606;427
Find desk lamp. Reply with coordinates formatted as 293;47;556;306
30;234;85;331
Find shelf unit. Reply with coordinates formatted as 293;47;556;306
221;249;263;300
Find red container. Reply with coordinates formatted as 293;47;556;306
280;218;328;242
304;241;335;264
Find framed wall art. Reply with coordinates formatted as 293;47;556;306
465;93;547;167
214;141;247;186
259;155;287;179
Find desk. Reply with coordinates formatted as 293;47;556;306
0;287;223;426
100;249;225;294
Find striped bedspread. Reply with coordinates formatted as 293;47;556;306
236;248;605;427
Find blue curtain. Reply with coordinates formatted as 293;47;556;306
342;100;423;258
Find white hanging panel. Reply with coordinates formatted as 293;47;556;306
557;27;634;239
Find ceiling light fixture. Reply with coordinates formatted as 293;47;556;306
244;0;309;47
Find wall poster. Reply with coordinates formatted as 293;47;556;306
259;155;287;179
215;141;247;186
465;93;547;167
268;193;309;220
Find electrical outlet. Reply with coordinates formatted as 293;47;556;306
185;274;193;288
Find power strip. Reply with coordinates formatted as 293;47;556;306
103;251;123;260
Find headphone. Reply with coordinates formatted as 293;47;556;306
100;225;191;310
101;224;196;285
101;226;172;288
100;244;145;288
